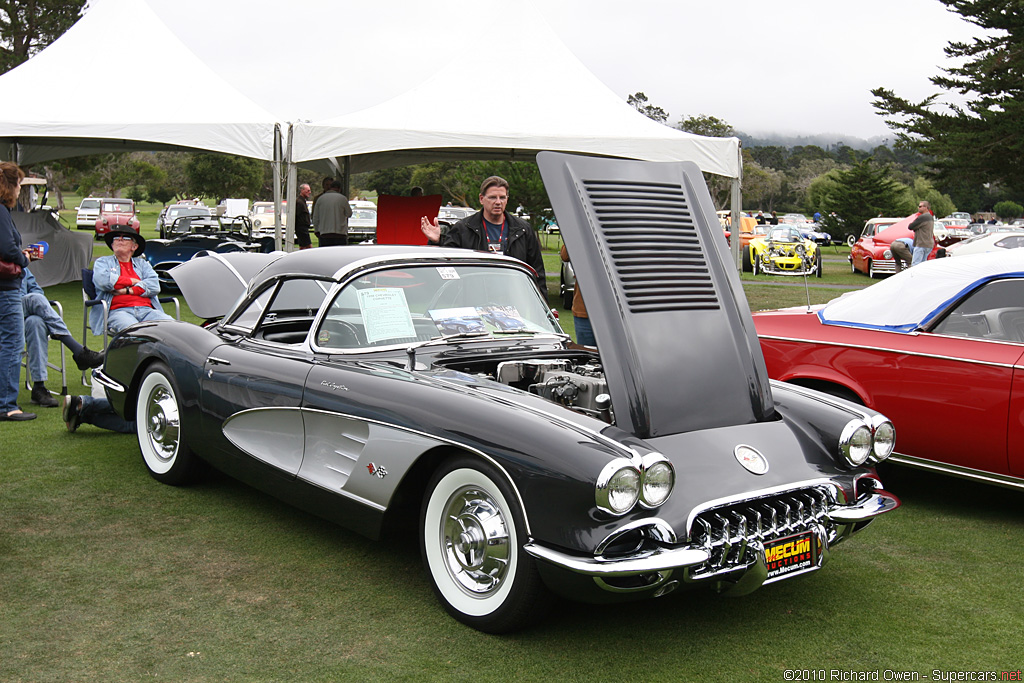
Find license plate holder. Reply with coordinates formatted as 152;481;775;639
764;531;816;580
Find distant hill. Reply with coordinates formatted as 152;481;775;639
738;131;891;151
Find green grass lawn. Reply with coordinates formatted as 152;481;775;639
4;236;1020;681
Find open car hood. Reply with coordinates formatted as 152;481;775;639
538;152;774;439
169;251;285;319
872;215;916;244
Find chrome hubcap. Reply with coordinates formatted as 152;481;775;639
441;487;510;596
146;385;180;462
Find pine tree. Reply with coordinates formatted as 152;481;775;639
871;1;1024;195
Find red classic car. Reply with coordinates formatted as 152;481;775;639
94;198;140;239
753;251;1024;489
849;214;941;277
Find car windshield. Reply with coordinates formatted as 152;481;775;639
169;207;210;219
315;264;561;350
103;201;133;213
768;228;799;241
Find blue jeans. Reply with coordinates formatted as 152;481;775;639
574;315;596;346
911;246;930;267
107;306;174;333
81;395;135;433
0;288;25;413
23;292;70;383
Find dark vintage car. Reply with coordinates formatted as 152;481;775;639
93;153;900;633
157;203;212;239
753;250;1024;489
144;215;273;290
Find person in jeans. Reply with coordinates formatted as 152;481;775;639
91;229;173;334
62;394;133;434
0;161;34;422
560;244;595;346
22;268;104;407
908;201;935;267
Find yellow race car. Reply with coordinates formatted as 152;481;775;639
744;225;823;277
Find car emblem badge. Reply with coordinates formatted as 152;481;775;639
734;445;769;475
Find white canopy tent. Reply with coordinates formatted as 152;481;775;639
1;0;742;254
290;1;738;178
0;0;279;165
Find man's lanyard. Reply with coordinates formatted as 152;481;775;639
484;216;505;253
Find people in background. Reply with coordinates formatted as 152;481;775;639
419;176;546;295
92;229;173;334
891;237;914;273
908;201;935;267
312;179;352;247
22;268;103;407
560;244;595;346
295;183;313;249
0;161;34;421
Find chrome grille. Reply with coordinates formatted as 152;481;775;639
687;487;836;580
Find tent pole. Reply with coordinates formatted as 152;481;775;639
285;125;297;252
341;156;351;197
729;144;743;271
272;124;283;252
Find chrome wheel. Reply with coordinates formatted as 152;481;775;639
440;484;511;596
143;384;179;470
421;459;547;632
135;363;201;485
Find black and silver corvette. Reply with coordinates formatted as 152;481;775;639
94;153;900;633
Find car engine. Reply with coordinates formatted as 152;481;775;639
495;358;613;422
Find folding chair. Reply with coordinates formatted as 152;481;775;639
22;298;68;398
81;268;109;386
81;268;181;385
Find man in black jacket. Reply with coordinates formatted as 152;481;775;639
420;176;546;295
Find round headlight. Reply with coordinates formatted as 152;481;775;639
596;460;641;515
253;218;263;228
840;420;873;466
641;459;674;507
872;419;896;461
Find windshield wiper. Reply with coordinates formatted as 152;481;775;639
404;331;489;369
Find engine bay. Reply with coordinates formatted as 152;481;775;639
440;353;613;422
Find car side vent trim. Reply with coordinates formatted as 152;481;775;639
580;179;718;313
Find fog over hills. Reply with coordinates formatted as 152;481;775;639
738;131;892;151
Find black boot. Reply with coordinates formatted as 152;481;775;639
30;384;59;408
73;346;105;370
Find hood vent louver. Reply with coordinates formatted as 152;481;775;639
539;152;775;438
581;180;718;313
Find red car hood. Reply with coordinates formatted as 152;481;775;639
870;214;918;244
102;213;137;225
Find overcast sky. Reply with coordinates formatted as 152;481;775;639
144;0;982;143
539;0;980;141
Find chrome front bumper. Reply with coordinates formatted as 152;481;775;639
524;490;900;593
